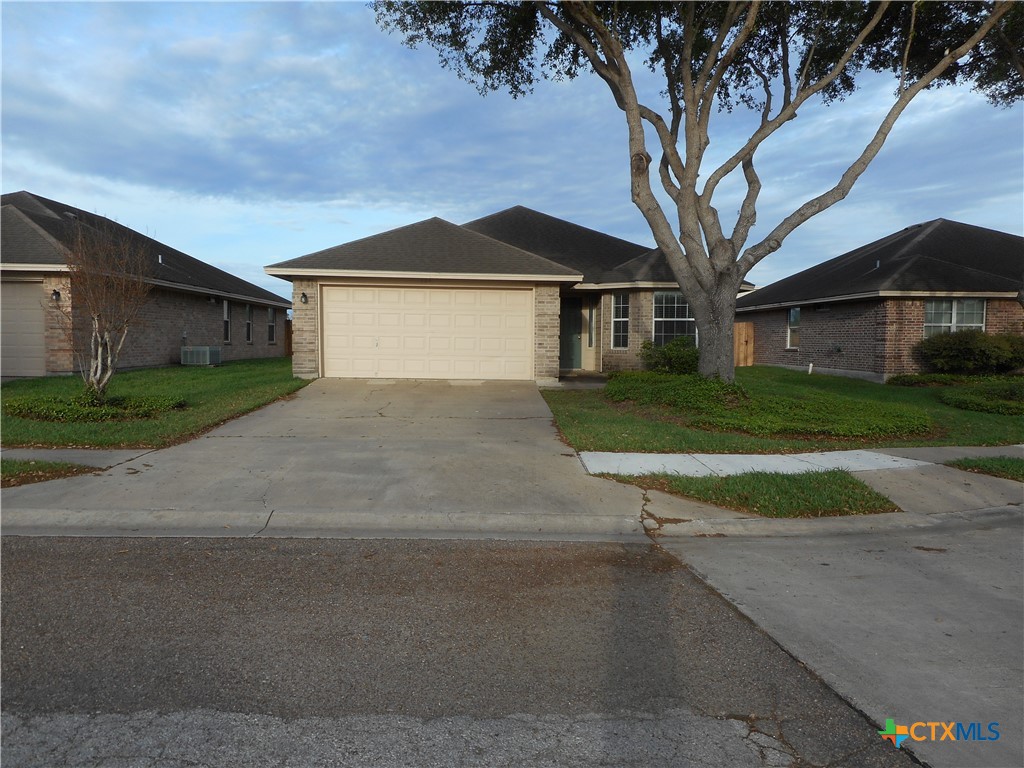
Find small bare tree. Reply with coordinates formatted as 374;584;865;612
58;219;154;401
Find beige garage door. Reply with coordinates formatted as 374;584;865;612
1;281;47;377
322;286;534;380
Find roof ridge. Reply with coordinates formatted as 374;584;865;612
456;221;582;276
465;206;650;250
876;220;944;291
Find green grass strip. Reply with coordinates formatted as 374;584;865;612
1;459;94;487
620;469;899;518
946;456;1024;482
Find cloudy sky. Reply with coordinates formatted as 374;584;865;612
3;1;1022;300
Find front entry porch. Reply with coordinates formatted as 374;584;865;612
559;295;598;373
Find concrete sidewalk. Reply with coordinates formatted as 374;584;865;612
580;444;1023;477
584;444;1023;538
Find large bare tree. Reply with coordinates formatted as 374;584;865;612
58;219;154;400
375;1;1023;381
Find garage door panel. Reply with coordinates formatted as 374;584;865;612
1;281;47;377
322;286;533;380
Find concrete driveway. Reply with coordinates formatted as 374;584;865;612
2;379;711;540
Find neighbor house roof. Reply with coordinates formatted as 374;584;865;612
736;219;1024;311
266;216;583;281
1;191;290;307
462;206;651;283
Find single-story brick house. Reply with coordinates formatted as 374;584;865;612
1;191;291;377
735;218;1024;382
265;206;753;383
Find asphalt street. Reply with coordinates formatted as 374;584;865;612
1;537;916;768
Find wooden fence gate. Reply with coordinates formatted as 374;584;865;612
734;322;754;367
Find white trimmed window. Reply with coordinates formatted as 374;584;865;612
245;304;254;343
268;308;277;344
653;291;697;347
223;300;231;343
923;299;985;338
787;307;801;349
612;293;629;349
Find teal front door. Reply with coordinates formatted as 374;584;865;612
560;297;583;369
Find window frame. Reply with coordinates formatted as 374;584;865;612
786;307;801;349
268;307;277;344
223;300;231;344
245;304;254;344
611;292;630;349
923;298;986;338
652;291;698;347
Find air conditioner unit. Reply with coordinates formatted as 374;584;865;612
180;346;222;366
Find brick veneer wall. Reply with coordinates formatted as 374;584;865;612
741;297;1024;381
43;274;75;374
742;300;884;379
43;280;286;374
600;290;654;372
534;284;561;382
116;288;286;370
290;279;320;378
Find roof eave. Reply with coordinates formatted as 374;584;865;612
1;262;70;273
736;289;1022;312
264;267;583;283
146;277;291;308
574;281;681;291
0;265;289;307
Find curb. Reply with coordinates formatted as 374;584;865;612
646;505;1022;539
0;507;647;543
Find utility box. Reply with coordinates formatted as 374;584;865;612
181;346;222;366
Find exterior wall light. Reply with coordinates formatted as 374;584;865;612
51;289;61;302
300;292;308;304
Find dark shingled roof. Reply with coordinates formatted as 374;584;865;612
267;216;581;278
462;206;650;283
599;247;755;291
737;219;1024;310
2;191;289;307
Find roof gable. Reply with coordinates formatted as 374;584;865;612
737;219;1024;310
1;191;289;306
267;216;581;278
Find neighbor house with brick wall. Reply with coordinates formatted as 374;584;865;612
266;206;753;384
735;219;1024;382
1;191;291;378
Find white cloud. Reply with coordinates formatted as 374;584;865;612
2;1;1021;293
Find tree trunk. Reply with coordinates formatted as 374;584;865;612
694;284;740;382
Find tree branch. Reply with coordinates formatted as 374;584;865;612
737;1;1014;274
702;1;892;205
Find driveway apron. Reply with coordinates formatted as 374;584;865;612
1;380;677;540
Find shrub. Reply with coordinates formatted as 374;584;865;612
915;330;1024;375
639;336;699;375
4;393;187;422
606;371;747;410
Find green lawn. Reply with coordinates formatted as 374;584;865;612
617;469;899;518
947;456;1024;482
543;367;1024;453
1;358;308;448
0;459;94;487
